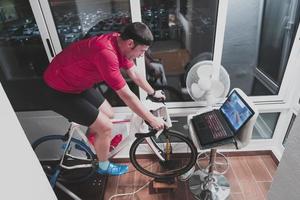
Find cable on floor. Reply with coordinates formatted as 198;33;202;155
108;179;153;200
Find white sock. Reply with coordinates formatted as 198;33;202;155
98;161;110;170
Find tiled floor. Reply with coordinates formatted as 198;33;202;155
104;154;277;200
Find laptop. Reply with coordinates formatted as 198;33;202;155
191;90;255;148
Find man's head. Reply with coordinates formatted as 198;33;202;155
119;22;153;60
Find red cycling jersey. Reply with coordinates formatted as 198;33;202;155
44;32;134;93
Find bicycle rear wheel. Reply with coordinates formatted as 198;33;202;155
130;129;197;179
32;135;97;183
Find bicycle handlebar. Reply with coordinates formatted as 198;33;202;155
146;91;166;105
140;93;170;137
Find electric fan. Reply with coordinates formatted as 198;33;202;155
186;60;230;105
178;60;230;182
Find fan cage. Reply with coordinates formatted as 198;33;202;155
186;60;230;102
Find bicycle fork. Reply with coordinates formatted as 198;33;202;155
144;134;172;162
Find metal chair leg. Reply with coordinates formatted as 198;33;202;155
189;149;230;200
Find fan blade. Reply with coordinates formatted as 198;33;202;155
191;83;205;98
211;80;225;97
198;76;212;91
196;64;212;78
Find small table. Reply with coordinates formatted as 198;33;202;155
187;112;231;200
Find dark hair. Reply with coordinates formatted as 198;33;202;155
120;22;153;46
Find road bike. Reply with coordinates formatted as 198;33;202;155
32;102;198;193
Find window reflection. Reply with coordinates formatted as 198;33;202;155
0;1;49;111
48;0;134;107
0;1;48;80
49;0;131;48
222;0;300;96
252;113;279;139
257;0;300;87
141;0;217;102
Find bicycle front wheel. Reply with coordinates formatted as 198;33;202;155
32;135;97;183
130;129;197;179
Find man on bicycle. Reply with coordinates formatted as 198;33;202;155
43;22;166;176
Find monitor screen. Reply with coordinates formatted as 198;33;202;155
220;91;254;132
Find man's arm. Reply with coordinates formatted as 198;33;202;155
126;66;155;95
116;84;165;130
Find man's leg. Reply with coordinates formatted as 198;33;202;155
86;99;117;146
98;99;114;119
44;86;127;175
89;110;128;175
81;87;114;119
79;88;127;175
98;100;123;152
89;111;112;161
82;88;114;143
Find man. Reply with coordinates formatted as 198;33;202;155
43;22;166;176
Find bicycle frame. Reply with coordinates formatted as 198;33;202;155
57;103;172;170
145;137;166;161
59;122;94;170
60;122;168;169
131;104;173;162
33;102;183;200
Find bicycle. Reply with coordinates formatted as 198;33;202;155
32;101;198;191
129;105;197;180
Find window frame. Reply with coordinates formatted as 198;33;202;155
29;0;300;159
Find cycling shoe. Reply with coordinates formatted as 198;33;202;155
97;162;128;176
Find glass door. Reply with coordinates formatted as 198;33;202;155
220;0;300;142
139;0;218;103
0;0;49;111
254;0;300;95
34;0;136;107
47;0;131;48
221;0;300;97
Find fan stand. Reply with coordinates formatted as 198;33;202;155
188;149;230;200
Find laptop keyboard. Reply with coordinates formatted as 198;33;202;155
204;112;227;139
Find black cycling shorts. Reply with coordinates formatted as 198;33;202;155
43;84;105;127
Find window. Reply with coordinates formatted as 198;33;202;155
0;0;49;111
47;0;134;106
252;113;279;139
140;0;218;102
221;0;300;96
180;0;188;18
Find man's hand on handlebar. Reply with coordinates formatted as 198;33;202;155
147;90;166;104
146;90;168;130
148;116;167;131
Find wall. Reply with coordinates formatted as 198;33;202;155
0;83;56;200
268;114;300;199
